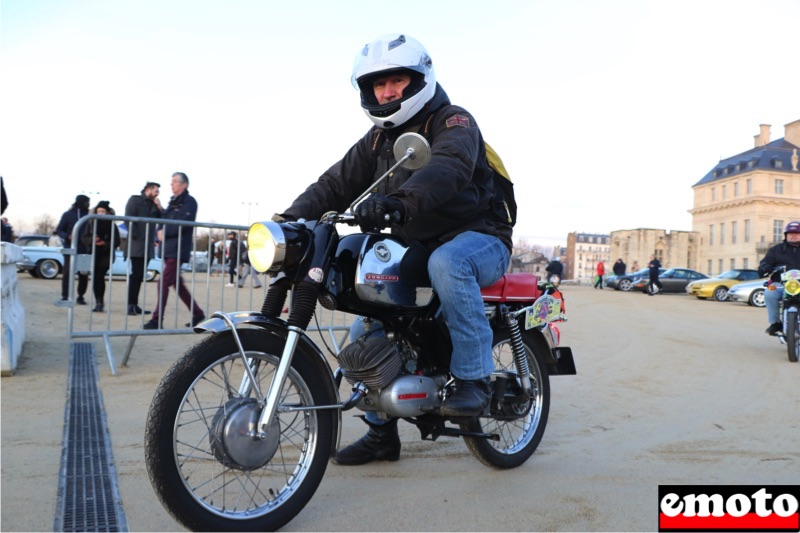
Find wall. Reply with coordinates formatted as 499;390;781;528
1;243;26;375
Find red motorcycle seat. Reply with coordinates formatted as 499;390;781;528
481;273;541;302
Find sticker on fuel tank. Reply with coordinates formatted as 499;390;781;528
365;273;399;282
308;267;324;283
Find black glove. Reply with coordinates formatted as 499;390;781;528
271;213;295;223
354;194;405;232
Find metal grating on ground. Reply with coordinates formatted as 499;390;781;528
55;342;129;532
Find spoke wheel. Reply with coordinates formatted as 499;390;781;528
460;325;550;469
145;329;335;531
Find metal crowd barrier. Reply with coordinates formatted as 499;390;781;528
61;214;351;374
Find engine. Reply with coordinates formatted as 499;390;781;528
336;336;444;417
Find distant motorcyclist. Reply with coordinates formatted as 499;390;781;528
276;34;514;465
759;221;800;336
545;257;563;283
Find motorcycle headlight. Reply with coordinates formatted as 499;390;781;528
785;279;800;296
247;221;309;273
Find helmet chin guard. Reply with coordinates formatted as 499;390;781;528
352;34;436;129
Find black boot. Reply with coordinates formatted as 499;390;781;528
439;377;492;417
332;418;401;466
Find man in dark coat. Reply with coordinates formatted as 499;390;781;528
647;254;662;295
55;194;90;303
277;34;514;465
124;181;162;315
144;173;205;329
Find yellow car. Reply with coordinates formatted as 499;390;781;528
686;269;761;301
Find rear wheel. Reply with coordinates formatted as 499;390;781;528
145;329;335;531
145;269;158;282
35;259;61;279
460;325;550;469
713;286;729;301
786;310;799;363
749;289;765;307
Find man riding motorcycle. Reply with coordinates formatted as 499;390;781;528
274;34;515;465
759;221;800;336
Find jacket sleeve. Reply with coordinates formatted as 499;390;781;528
759;247;779;278
283;130;379;220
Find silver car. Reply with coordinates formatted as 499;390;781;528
726;278;767;307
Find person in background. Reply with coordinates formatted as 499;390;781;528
545;257;563;284
144;172;205;329
226;231;243;287
631;260;639;272
759;221;800;336
55;194;90;304
594;261;605;289
124;181;162;315
612;258;626;277
237;235;263;289
647;254;662;296
82;200;121;312
1;217;14;242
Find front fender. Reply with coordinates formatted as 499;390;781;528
195;311;343;455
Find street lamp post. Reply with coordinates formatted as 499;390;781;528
242;202;259;226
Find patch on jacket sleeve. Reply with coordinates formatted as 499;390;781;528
445;114;471;128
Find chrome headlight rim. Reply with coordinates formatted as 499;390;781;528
248;221;286;273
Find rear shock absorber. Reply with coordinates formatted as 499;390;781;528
501;306;532;397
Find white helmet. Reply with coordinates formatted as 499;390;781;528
351;34;436;129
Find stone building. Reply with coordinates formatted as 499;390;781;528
564;232;610;281
609;228;700;272
689;119;800;276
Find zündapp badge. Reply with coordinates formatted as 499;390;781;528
658;485;800;532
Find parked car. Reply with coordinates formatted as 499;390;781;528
686;269;761;301
15;234;64;279
110;250;162;282
632;267;708;294
726;278;768;307
605;267;666;291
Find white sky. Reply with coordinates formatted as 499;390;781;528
2;0;798;247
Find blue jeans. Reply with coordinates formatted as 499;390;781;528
350;231;509;424
765;283;783;324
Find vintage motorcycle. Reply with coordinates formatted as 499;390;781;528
144;133;576;531
769;266;800;362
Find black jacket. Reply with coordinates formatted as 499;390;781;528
648;258;661;280
546;260;563;276
283;84;513;253
160;189;197;262
56;205;89;252
759;241;800;282
81;216;121;261
124;193;161;259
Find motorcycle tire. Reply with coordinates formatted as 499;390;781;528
460;326;551;469
144;329;335;531
786;310;799;363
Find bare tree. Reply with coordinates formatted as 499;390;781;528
33;214;56;235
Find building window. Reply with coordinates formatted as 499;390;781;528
746;179;752;194
718;259;723;275
722;185;727;199
774;220;784;243
734;182;739;197
775;179;784;194
731;221;737;244
747;160;756;169
707;260;712;275
743;258;748;269
730;258;735;270
709;224;714;245
711;188;716;201
772;159;783;169
744;219;750;243
720;222;725;245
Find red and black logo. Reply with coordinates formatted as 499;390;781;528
659;485;799;532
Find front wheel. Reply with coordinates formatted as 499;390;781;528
786;310;799;363
713;286;729;301
619;279;632;291
144;329;335;531
460;325;550;469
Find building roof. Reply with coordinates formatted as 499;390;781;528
694;138;799;187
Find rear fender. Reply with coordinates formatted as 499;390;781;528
195;311;343;455
521;323;576;376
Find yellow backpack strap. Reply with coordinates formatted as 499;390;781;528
484;141;510;181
